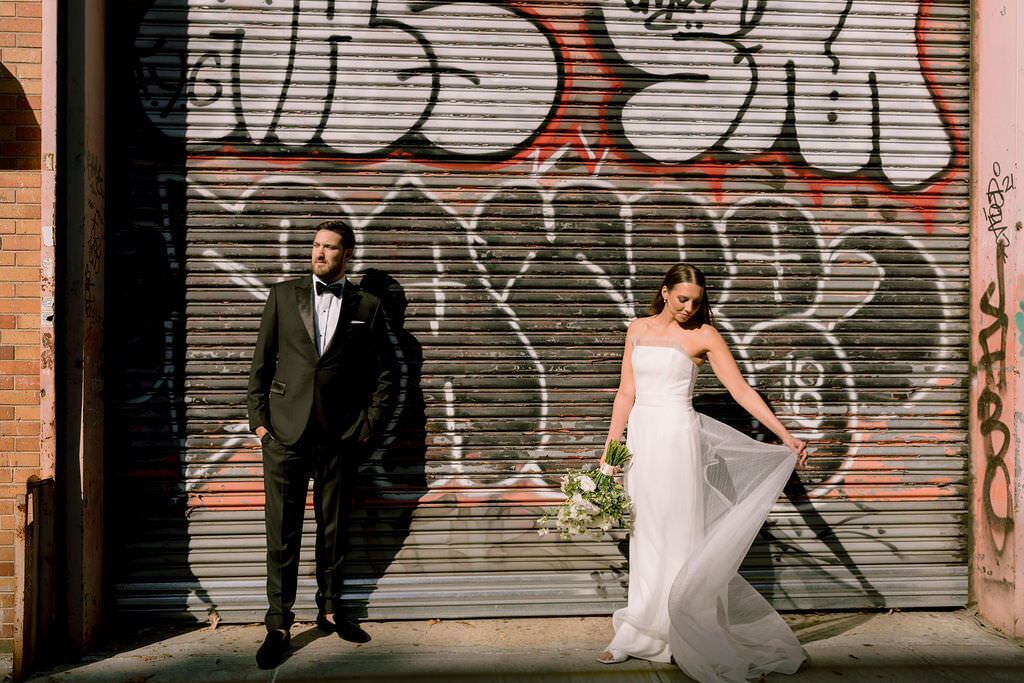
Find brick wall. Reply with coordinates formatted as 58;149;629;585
0;0;42;650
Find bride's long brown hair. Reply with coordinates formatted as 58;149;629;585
648;263;714;325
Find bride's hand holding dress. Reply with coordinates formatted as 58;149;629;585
695;322;809;467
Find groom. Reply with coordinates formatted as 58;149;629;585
247;219;395;668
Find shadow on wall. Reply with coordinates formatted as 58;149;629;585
104;0;203;636
105;5;432;620
694;391;883;610
345;268;428;617
0;62;40;170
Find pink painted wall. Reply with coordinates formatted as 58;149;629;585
970;0;1024;637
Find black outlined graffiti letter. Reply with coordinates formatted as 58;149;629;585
135;0;563;157
599;0;954;189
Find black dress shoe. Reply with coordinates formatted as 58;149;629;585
317;614;371;643
316;612;335;632
335;618;371;643
256;629;290;669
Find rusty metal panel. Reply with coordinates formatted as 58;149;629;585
107;0;971;623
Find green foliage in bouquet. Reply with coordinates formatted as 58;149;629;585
536;440;633;539
599;439;632;480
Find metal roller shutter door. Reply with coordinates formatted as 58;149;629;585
107;0;971;622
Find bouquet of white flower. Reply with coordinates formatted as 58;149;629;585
536;441;633;539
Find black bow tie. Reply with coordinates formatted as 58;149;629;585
315;280;343;297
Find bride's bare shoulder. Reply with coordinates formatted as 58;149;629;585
695;321;719;335
694;323;728;347
627;317;654;334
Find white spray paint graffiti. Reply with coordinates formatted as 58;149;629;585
178;170;957;503
134;0;561;155
601;0;954;188
135;0;954;189
188;177;425;493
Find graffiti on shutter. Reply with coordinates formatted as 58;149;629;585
108;0;970;619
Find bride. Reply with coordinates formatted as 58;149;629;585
597;263;809;682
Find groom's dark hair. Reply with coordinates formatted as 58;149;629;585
316;219;355;250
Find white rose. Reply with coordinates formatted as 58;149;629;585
571;493;600;515
579;475;597;492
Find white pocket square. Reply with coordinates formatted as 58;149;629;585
350;320;366;325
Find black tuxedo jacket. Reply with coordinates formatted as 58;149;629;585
247;276;395;447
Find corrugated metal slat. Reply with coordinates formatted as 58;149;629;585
108;0;971;622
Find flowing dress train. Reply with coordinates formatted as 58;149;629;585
605;337;805;682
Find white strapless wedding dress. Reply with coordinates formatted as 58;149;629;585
605;337;805;682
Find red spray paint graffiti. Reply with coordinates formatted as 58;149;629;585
125;0;968;511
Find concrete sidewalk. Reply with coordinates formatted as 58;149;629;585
21;609;1024;682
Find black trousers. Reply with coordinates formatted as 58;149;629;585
261;428;358;632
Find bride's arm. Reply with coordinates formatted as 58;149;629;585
702;325;808;465
602;321;639;467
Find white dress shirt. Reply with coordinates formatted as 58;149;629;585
312;275;344;356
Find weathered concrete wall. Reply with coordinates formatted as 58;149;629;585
61;0;105;654
970;0;1024;638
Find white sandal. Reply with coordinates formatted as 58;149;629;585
597;649;628;664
